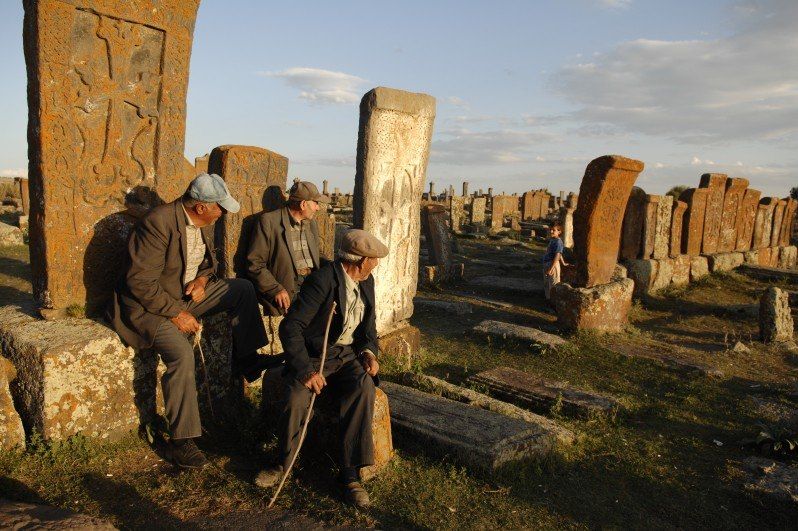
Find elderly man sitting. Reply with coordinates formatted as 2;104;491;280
108;173;270;469
254;229;388;508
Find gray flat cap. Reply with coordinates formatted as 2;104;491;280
188;173;240;213
340;229;388;258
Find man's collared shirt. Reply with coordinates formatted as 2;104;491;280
336;262;365;347
286;209;314;272
181;203;207;286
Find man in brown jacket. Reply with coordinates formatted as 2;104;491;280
246;181;329;316
108;173;269;469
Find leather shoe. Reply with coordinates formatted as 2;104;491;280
254;465;285;488
341;481;370;508
168;438;208;470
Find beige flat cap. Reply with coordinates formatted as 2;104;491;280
341;229;388;258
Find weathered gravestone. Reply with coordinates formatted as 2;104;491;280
470;196;486;224
699;173;728;255
462;182;469;197
770;199;788;248
521;191;536;221
315;204;337;261
208;145;288;278
642;194;673;259
24;0;200;316
753;197;778;250
421;204;452;270
561;206;575;248
14;178;29;215
449;195;466;233
718;177;748;252
778;198;797;247
619;186;646;260
670;200;687;258
490;194;518;231
735;188;761;251
573;155;644;287
353;87;435;365
469;366;621;419
759;286;793;343
472;320;566;350
678;185;707;259
381;382;569;475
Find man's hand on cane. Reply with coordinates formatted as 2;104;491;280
302;371;327;395
360;351;379;377
171;310;200;333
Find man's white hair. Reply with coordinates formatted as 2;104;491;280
337;249;363;263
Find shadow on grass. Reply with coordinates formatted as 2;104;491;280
81;473;184;529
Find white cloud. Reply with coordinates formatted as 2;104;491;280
432;128;560;165
596;0;633;9
445;96;469;108
0;168;27;178
553;0;798;144
258;67;368;105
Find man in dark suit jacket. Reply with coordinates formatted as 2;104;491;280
254;229;387;508
108;173;268;469
246;181;329;316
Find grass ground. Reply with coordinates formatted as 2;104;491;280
1;236;796;529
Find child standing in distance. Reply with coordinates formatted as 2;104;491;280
543;223;568;300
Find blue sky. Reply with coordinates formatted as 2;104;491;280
1;0;795;196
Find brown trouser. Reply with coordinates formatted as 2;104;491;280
152;278;268;439
278;345;376;469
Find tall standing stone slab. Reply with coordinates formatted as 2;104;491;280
560;206;575;249
770;199;788;248
718;177;749;252
645;194;673;259
735;188;761;252
315;204;337;261
670;200;687;258
24;0;201;314
209;145;288;279
759;287;793;343
573;155;644;288
449;195;466;233
699;173;728;254
619;186;646;260
641;195;660;259
753;197;778;250
778;198;797;247
15;178;30;216
353;87;435;334
521;191;536;221
421;204;452;269
470;196;486;224
490;195;517;232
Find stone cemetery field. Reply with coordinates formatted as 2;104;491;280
1;236;797;529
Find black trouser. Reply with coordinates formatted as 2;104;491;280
278;345;376;469
151;278;268;439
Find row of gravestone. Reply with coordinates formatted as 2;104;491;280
620;175;796;262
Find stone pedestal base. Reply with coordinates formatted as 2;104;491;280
421;263;465;286
260;370;393;480
377;324;420;370
551;278;634;332
0;304;158;441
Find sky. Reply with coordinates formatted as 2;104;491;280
0;0;796;196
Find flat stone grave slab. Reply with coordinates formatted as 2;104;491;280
0;499;116;530
415;298;472;315
469;366;620;419
610;342;724;378
469;276;542;294
742;457;798;507
738;264;798;283
473;320;566;349
381;382;566;474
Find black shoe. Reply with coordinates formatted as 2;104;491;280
234;354;285;383
169;438;209;470
340;481;371;508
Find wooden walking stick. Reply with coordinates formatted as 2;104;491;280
268;301;337;508
192;321;215;420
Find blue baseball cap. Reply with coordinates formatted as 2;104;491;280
187;173;240;213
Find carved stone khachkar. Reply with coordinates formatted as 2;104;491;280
208;145;288;279
678;188;708;256
353;87;436;336
449;195;466;233
753;197;778;250
490;194;518;231
641;194;672;260
759;287;793;343
718;177;749;253
573;155;644;288
24;0;200;316
471;196;486;224
670;200;687;258
619;186;646;260
699;173;727;255
735;188;761;252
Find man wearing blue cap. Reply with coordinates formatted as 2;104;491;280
109;173;269;469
